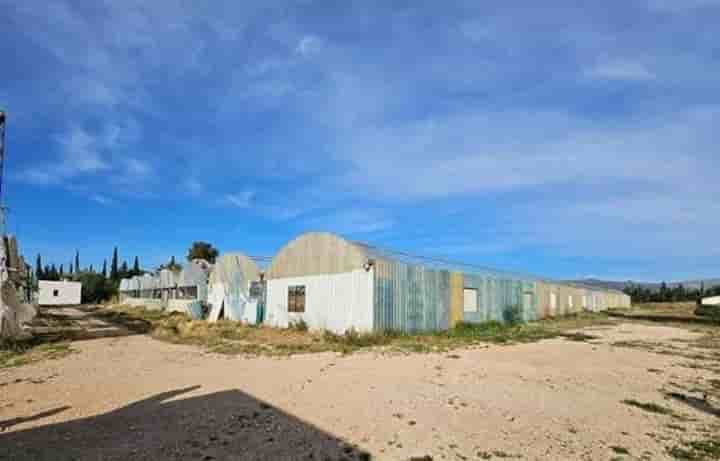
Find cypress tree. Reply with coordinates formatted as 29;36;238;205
74;250;80;274
59;264;64;278
120;261;128;277
69;261;74;275
133;256;140;275
35;254;43;281
102;259;107;278
111;247;119;280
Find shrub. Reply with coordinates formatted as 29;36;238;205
288;318;308;332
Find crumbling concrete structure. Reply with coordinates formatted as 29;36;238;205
0;235;36;340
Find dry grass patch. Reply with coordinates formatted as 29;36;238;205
100;306;619;356
0;339;75;369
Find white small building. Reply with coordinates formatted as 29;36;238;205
38;280;82;306
701;295;720;306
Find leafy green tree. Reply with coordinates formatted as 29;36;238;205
186;241;219;264
77;271;117;304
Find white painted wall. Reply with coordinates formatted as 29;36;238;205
702;296;720;306
265;269;374;334
38;281;82;306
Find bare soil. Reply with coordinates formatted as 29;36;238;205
1;309;719;461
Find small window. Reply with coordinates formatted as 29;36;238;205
288;285;306;313
249;281;264;299
53;289;59;297
463;288;478;312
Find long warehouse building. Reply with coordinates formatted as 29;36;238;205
264;232;631;334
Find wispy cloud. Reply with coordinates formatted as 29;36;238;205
225;191;255;209
184;178;204;195
296;35;322;56
90;194;113;205
585;60;656;81
302;209;394;235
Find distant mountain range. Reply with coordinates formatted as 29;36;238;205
567;278;720;292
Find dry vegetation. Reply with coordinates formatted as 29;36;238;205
0;339;74;369
105;304;617;356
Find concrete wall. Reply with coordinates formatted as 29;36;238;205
38;281;81;306
265;269;374;334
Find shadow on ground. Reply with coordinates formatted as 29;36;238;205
0;386;371;461
666;392;720;418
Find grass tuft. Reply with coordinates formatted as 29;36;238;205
0;338;74;369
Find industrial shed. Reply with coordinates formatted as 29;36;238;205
207;253;262;323
118;260;210;317
265;232;631;334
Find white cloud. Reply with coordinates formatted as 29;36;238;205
225;190;255;208
184;178;204;195
647;0;720;12
585;60;656;81
90;194;112;205
296;35;321;56
57;126;110;174
124;158;151;176
303;209;394;235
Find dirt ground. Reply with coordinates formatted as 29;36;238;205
1;310;718;461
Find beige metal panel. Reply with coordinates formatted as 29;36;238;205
267;232;371;279
448;272;464;327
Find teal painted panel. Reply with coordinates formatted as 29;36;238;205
462;274;537;324
373;261;450;333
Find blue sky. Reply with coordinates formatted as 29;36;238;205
2;0;719;281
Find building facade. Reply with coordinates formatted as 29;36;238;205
38;280;82;306
265;232;631;334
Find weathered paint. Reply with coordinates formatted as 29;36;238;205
461;274;536;324
265;231;631;332
373;260;450;333
265;269;374;334
448;272;464;328
207;253;261;322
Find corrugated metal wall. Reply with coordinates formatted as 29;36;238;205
373;260;450;333
461;274;536;324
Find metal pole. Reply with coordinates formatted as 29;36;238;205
0;110;5;204
0;111;5;236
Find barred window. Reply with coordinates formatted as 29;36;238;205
288;285;306;313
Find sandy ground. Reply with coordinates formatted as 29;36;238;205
1;320;718;461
